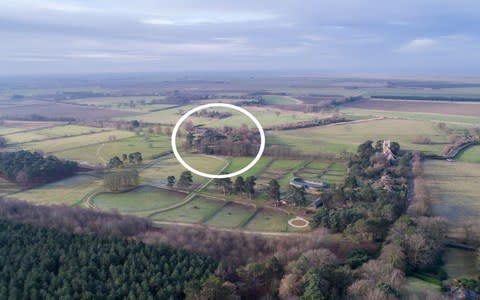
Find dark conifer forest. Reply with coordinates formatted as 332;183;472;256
0;219;217;299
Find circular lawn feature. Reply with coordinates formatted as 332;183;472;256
288;217;310;228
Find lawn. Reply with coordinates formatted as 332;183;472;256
54;134;171;165
244;208;290;232
2;131;51;144
0;127;24;135
262;95;299;105
150;196;224;223
21;130;135;153
92;186;186;213
35;125;104;137
341;107;480;125
269;118;449;155
9;175;102;206
116;104;211;124
0;178;20;196
223;157;272;178
141;155;226;187
204;108;328;129
443;248;479;279
457;145;480;163
205;202;256;228
424;160;480;222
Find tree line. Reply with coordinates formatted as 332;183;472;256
0;151;78;187
0;219;216;299
184;126;261;157
192;110;233;119
107;152;143;168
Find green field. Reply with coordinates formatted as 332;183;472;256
117;104;211;124
0;179;20;196
262;95;299;105
141;155;226;186
457;145;480;163
341;108;480;125
10;175;102;206
205;202;256;228
55;134;171;165
203;108;328;129
424;160;480;222
35;125;104;137
223;157;272;178
65;96;170;112
150;196;225;223
269;118;449;155
92;186;186;213
244;208;290;232
443;248;480;279
2;125;105;145
0;127;24;135
2;131;51;144
21;130;135;153
405;277;441;296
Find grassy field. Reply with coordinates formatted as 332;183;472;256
341;107;480;125
203;108;328;129
55;134;171;165
457;145;480;163
424;160;480;222
223;157;272;178
262;95;299;105
141;155;226;186
92;186;186;213
150;196;225;223
0;127;24;135
35;125;104;137
0;178;20;196
116;104;211;124
9;175;102;206
244;208;290;232
269;118;449;155
2;125;104;145
405;277;441;296
2;131;51;144
20;130;135;154
205;202;256;228
443;248;479;279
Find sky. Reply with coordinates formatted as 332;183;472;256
1;0;480;76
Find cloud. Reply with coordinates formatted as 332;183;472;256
397;38;438;52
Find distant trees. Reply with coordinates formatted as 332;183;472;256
0;151;78;186
268;179;281;205
192;110;233;119
234;176;245;195
183;126;261;157
413;135;432;144
108;156;124;168
244;176;257;199
287;185;306;207
0;137;6;148
213;176;233;195
167;176;175;187
104;169;139;191
108;152;143;168
178;171;193;188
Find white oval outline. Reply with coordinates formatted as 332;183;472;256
171;103;265;179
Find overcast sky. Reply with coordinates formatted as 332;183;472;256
1;0;480;76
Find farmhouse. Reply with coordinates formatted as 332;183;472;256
289;178;329;194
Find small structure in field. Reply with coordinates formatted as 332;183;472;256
289;178;329;194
